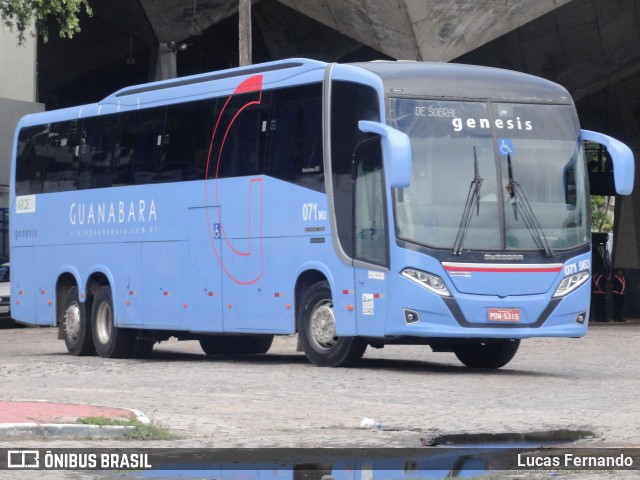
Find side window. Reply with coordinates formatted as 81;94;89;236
115;107;165;186
79;114;118;190
16;121;83;194
210;91;269;179
15;125;50;195
330;81;381;260
354;138;387;266
163;99;217;181
266;84;323;192
45;120;83;193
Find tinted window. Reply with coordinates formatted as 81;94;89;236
45;120;83;192
17;121;86;194
15;86;323;194
163;99;217;181
115;107;165;186
266;84;323;192
354;138;387;266
330;81;380;259
210;90;268;179
16;125;50;195
78;114;119;189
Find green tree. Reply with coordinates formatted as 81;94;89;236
0;0;92;45
591;195;613;232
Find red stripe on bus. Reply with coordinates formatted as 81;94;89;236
443;265;562;273
234;74;263;94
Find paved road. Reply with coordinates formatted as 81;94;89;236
0;323;638;478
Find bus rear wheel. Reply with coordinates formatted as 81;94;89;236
62;286;94;356
453;339;520;369
91;286;134;358
243;335;274;354
298;281;366;367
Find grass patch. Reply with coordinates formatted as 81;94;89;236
77;416;176;440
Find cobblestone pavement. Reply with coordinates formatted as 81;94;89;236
0;323;638;479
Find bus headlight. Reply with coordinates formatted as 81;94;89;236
401;268;451;297
552;271;590;298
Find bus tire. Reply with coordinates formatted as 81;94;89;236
62;286;94;356
198;335;236;356
298;281;366;367
91;285;134;358
199;335;238;355
453;339;520;369
242;335;274;354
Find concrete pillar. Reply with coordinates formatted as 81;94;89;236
155;43;178;80
239;0;252;66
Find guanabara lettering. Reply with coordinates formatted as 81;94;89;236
69;200;157;226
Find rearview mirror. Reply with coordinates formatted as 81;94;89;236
581;129;634;195
358;120;412;188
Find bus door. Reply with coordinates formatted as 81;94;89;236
352;137;389;336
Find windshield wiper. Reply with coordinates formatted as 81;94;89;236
453;146;483;255
506;153;554;258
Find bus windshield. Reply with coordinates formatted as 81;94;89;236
391;98;590;253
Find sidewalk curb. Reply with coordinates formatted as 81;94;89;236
0;401;150;440
0;423;138;439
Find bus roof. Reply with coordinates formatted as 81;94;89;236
349;61;573;104
16;58;328;127
103;58;327;105
16;59;573;129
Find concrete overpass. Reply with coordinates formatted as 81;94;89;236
37;0;576;104
32;0;640;314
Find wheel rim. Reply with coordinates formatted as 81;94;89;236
95;301;113;345
64;303;81;340
309;300;338;349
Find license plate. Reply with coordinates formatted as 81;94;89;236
488;307;520;322
0;306;9;314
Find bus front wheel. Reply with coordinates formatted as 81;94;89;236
62;286;94;356
298;281;366;367
453;339;520;369
91;286;134;358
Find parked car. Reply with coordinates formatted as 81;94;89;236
0;263;11;322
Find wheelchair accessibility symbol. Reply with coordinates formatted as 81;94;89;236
498;138;514;155
214;223;221;239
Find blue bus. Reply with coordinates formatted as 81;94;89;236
10;58;634;368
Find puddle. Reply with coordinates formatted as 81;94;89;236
112;431;597;479
426;429;595;448
112;452;493;480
